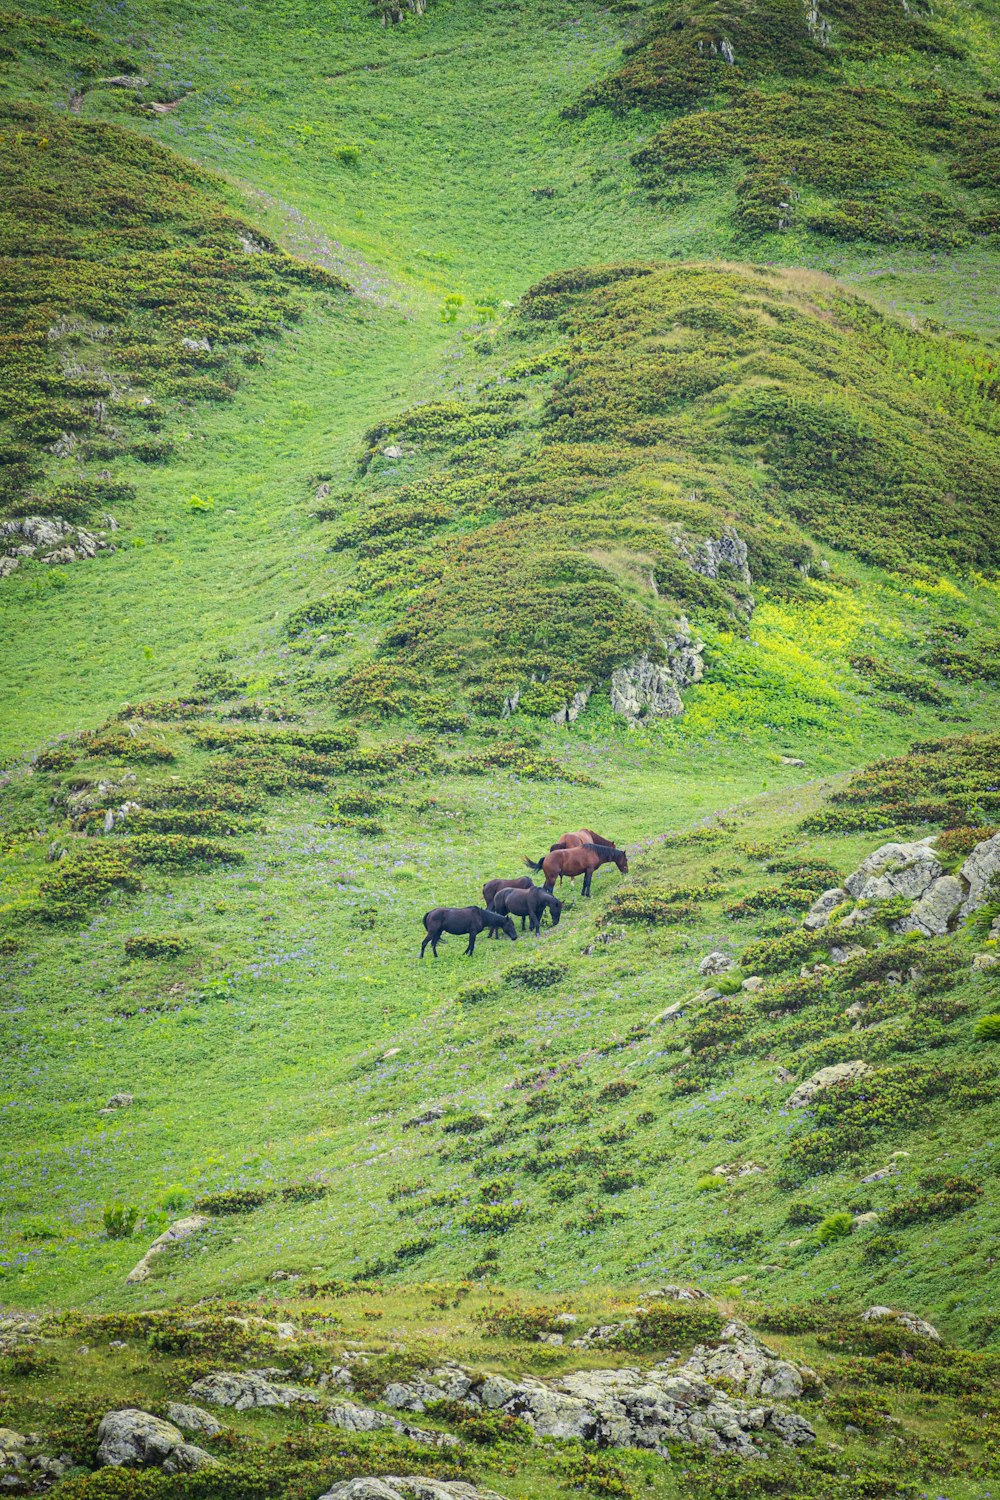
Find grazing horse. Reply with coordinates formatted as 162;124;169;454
493;885;562;935
483;874;536;909
525;841;628;897
549;828;617;853
420;905;517;958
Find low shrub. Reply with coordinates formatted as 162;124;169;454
456;979;500;1005
503;959;568;989
36;845;142;921
862;1233;904;1262
696;1173;725;1192
193;1187;274;1214
442;1112;490;1135
125;834;245;868
85;734;176;763
123;934;191;960
598;1079;637;1102
463;1202;526;1233
973;1014;1000;1042
425;1398;531;1447
599;1168;636;1193
785;1201;825;1226
883;1175;983;1226
102;1203;139;1239
741;928;818;975
814;1211;855;1243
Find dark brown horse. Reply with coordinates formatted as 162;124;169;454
420;905;517;957
525;841;628;897
483;875;536;909
493;885;562;935
549;828;617;853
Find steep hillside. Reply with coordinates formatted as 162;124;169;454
1;5;1000;1500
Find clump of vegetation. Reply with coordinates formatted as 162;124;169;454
123;933;191;960
102;1203;139;1239
503;959;568;989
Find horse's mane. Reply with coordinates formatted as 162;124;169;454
583;842;623;856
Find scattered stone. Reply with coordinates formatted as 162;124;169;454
786;1060;869;1108
711;1162;764;1183
844;839;942;903
698;951;735;977
382;445;403;459
651;1002;685;1023
649;1285;710;1303
829;944;867;964
1;515;117;572
741;976;765;992
861;1166;895;1183
181;336;211;353
95;1410;218;1472
125;1216;210;1284
101;1092;134;1112
853;1212;881;1229
165;1405;222;1438
775;1067;794;1084
325;1402;456;1448
780;756;805;767
972;952;999;971
861;1307;940;1342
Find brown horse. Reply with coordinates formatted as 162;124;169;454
525;842;628;897
549;828;617;853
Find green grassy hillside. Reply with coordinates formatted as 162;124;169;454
1;3;1000;1498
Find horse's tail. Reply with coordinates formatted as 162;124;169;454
524;855;545;872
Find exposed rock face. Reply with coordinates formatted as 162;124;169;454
843;839;942;902
675;527;752;588
862;1307;940;1341
188;1369;328;1410
325;1402;456;1448
1;515;118;575
95;1410;218;1472
901;874;965;937
611;627;705;723
803;887;848;930
125;1215;210;1284
551;687;591;726
165;1404;222;1438
786;1060;869;1108
320;1480;507;1500
959;831;1000;917
378;1359;814;1457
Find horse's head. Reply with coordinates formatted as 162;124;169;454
548;896;563;926
614;848;629;874
500;915;518;942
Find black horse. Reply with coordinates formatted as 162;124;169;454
483;874;535;909
493;885;562;935
420;905;517;958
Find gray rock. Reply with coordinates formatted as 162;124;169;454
125;1215;210;1284
403;1106;445;1129
861;1307;940;1341
551;687;591;726
95;1410;218;1471
803;888;848;930
780;756;805;767
741;976;765;992
102;1092;133;1111
675;527;752;587
972;951;999;970
853;1212;881;1229
844;840;942;903
319;1481;507;1500
650;1285;709;1302
676;1321;814;1401
699;951;736;977
861;1166;895;1183
611;655;683;722
900;874;965;937
188;1370;320;1410
165;1404;221;1438
324;1403;455;1448
786;1060;869;1108
959;831;1000;917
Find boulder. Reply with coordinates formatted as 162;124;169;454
861;1307;940;1341
786;1060;869;1108
165;1404;221;1438
188;1370;320;1410
324;1403;455;1448
319;1480;507;1500
803;888;848;930
403;1106;444;1129
844;840;942;902
125;1215;210;1284
900;874;965;937
101;1092;134;1112
95;1410;218;1472
551;687;591;726
959;831;1000;917
698;951;735;977
650;1285;709;1303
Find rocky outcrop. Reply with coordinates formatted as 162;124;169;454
675;527;752;588
378;1358;814;1457
862;1306;940;1341
320;1480;507;1500
901;874;965;937
698;951;735;976
125;1216;210;1284
786;1060;868;1108
95;1410;218;1472
1;515;118;577
844;839;942;902
325;1402;457;1449
959;831;1000;917
0;1428;73;1487
677;1321;820;1401
610;627;705;723
551;687;591;726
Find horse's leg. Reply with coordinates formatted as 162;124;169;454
431;933;440;957
420;933;430;958
583;869;592;897
466;931;476;956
